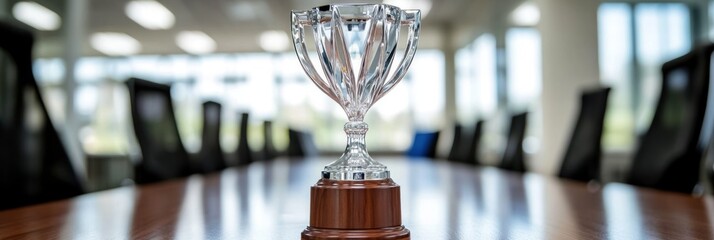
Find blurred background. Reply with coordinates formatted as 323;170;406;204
1;0;710;191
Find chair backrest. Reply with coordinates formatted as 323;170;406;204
627;44;713;193
447;124;464;161
703;129;714;194
499;112;528;172
558;87;611;182
261;120;278;160
197;101;226;172
126;77;191;183
287;128;319;157
0;20;83;210
448;120;484;165
406;131;441;159
236;112;254;165
558;87;610;181
469;120;484;164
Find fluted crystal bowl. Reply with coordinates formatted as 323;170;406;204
291;4;421;180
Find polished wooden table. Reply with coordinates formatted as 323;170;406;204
2;157;713;239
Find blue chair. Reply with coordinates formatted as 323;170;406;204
406;131;441;158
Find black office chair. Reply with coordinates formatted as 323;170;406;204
499;112;528;172
197;101;226;172
469;120;484;164
627;44;713;193
559;87;611;182
703;129;714;194
406;131;441;159
448;120;484;165
710;168;714;194
235;112;254;165
261;120;278;160
0;20;83;210
447;124;464;161
287;128;319;157
126;78;192;184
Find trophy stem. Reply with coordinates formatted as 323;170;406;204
344;121;369;159
321;121;389;180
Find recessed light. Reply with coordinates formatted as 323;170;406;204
91;32;141;56
12;1;61;31
259;31;289;52
511;2;540;26
176;31;216;54
227;2;269;21
126;0;175;30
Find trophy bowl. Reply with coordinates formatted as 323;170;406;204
292;3;421;239
292;4;420;181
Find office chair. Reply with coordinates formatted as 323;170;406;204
126;77;192;184
197;101;226;172
448;120;484;165
287;128;319;157
558;87;611;182
235;112;254;165
447;124;464;161
627;44;714;193
703;128;714;194
469;120;484;164
0;20;83;210
406;130;441;159
499;112;528;172
261;120;278;160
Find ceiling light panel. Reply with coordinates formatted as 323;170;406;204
91;32;141;56
511;2;540;26
227;1;270;21
176;31;217;54
12;1;61;31
126;0;175;30
259;31;289;52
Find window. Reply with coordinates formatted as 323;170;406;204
506;28;542;154
598;3;692;150
506;28;542;112
456;33;498;124
33;51;446;154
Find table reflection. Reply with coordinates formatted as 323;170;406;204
130;179;185;239
6;157;706;240
604;184;645;239
401;158;542;239
62;187;137;240
175;176;205;239
604;183;714;239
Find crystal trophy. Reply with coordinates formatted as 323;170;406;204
292;3;420;239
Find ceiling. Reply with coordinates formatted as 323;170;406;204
14;0;522;57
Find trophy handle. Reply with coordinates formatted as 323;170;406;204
374;9;421;103
291;10;341;103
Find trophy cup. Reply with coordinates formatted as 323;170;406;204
292;3;420;240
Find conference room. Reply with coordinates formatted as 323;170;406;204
1;0;714;239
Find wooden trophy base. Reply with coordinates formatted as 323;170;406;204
301;178;410;240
